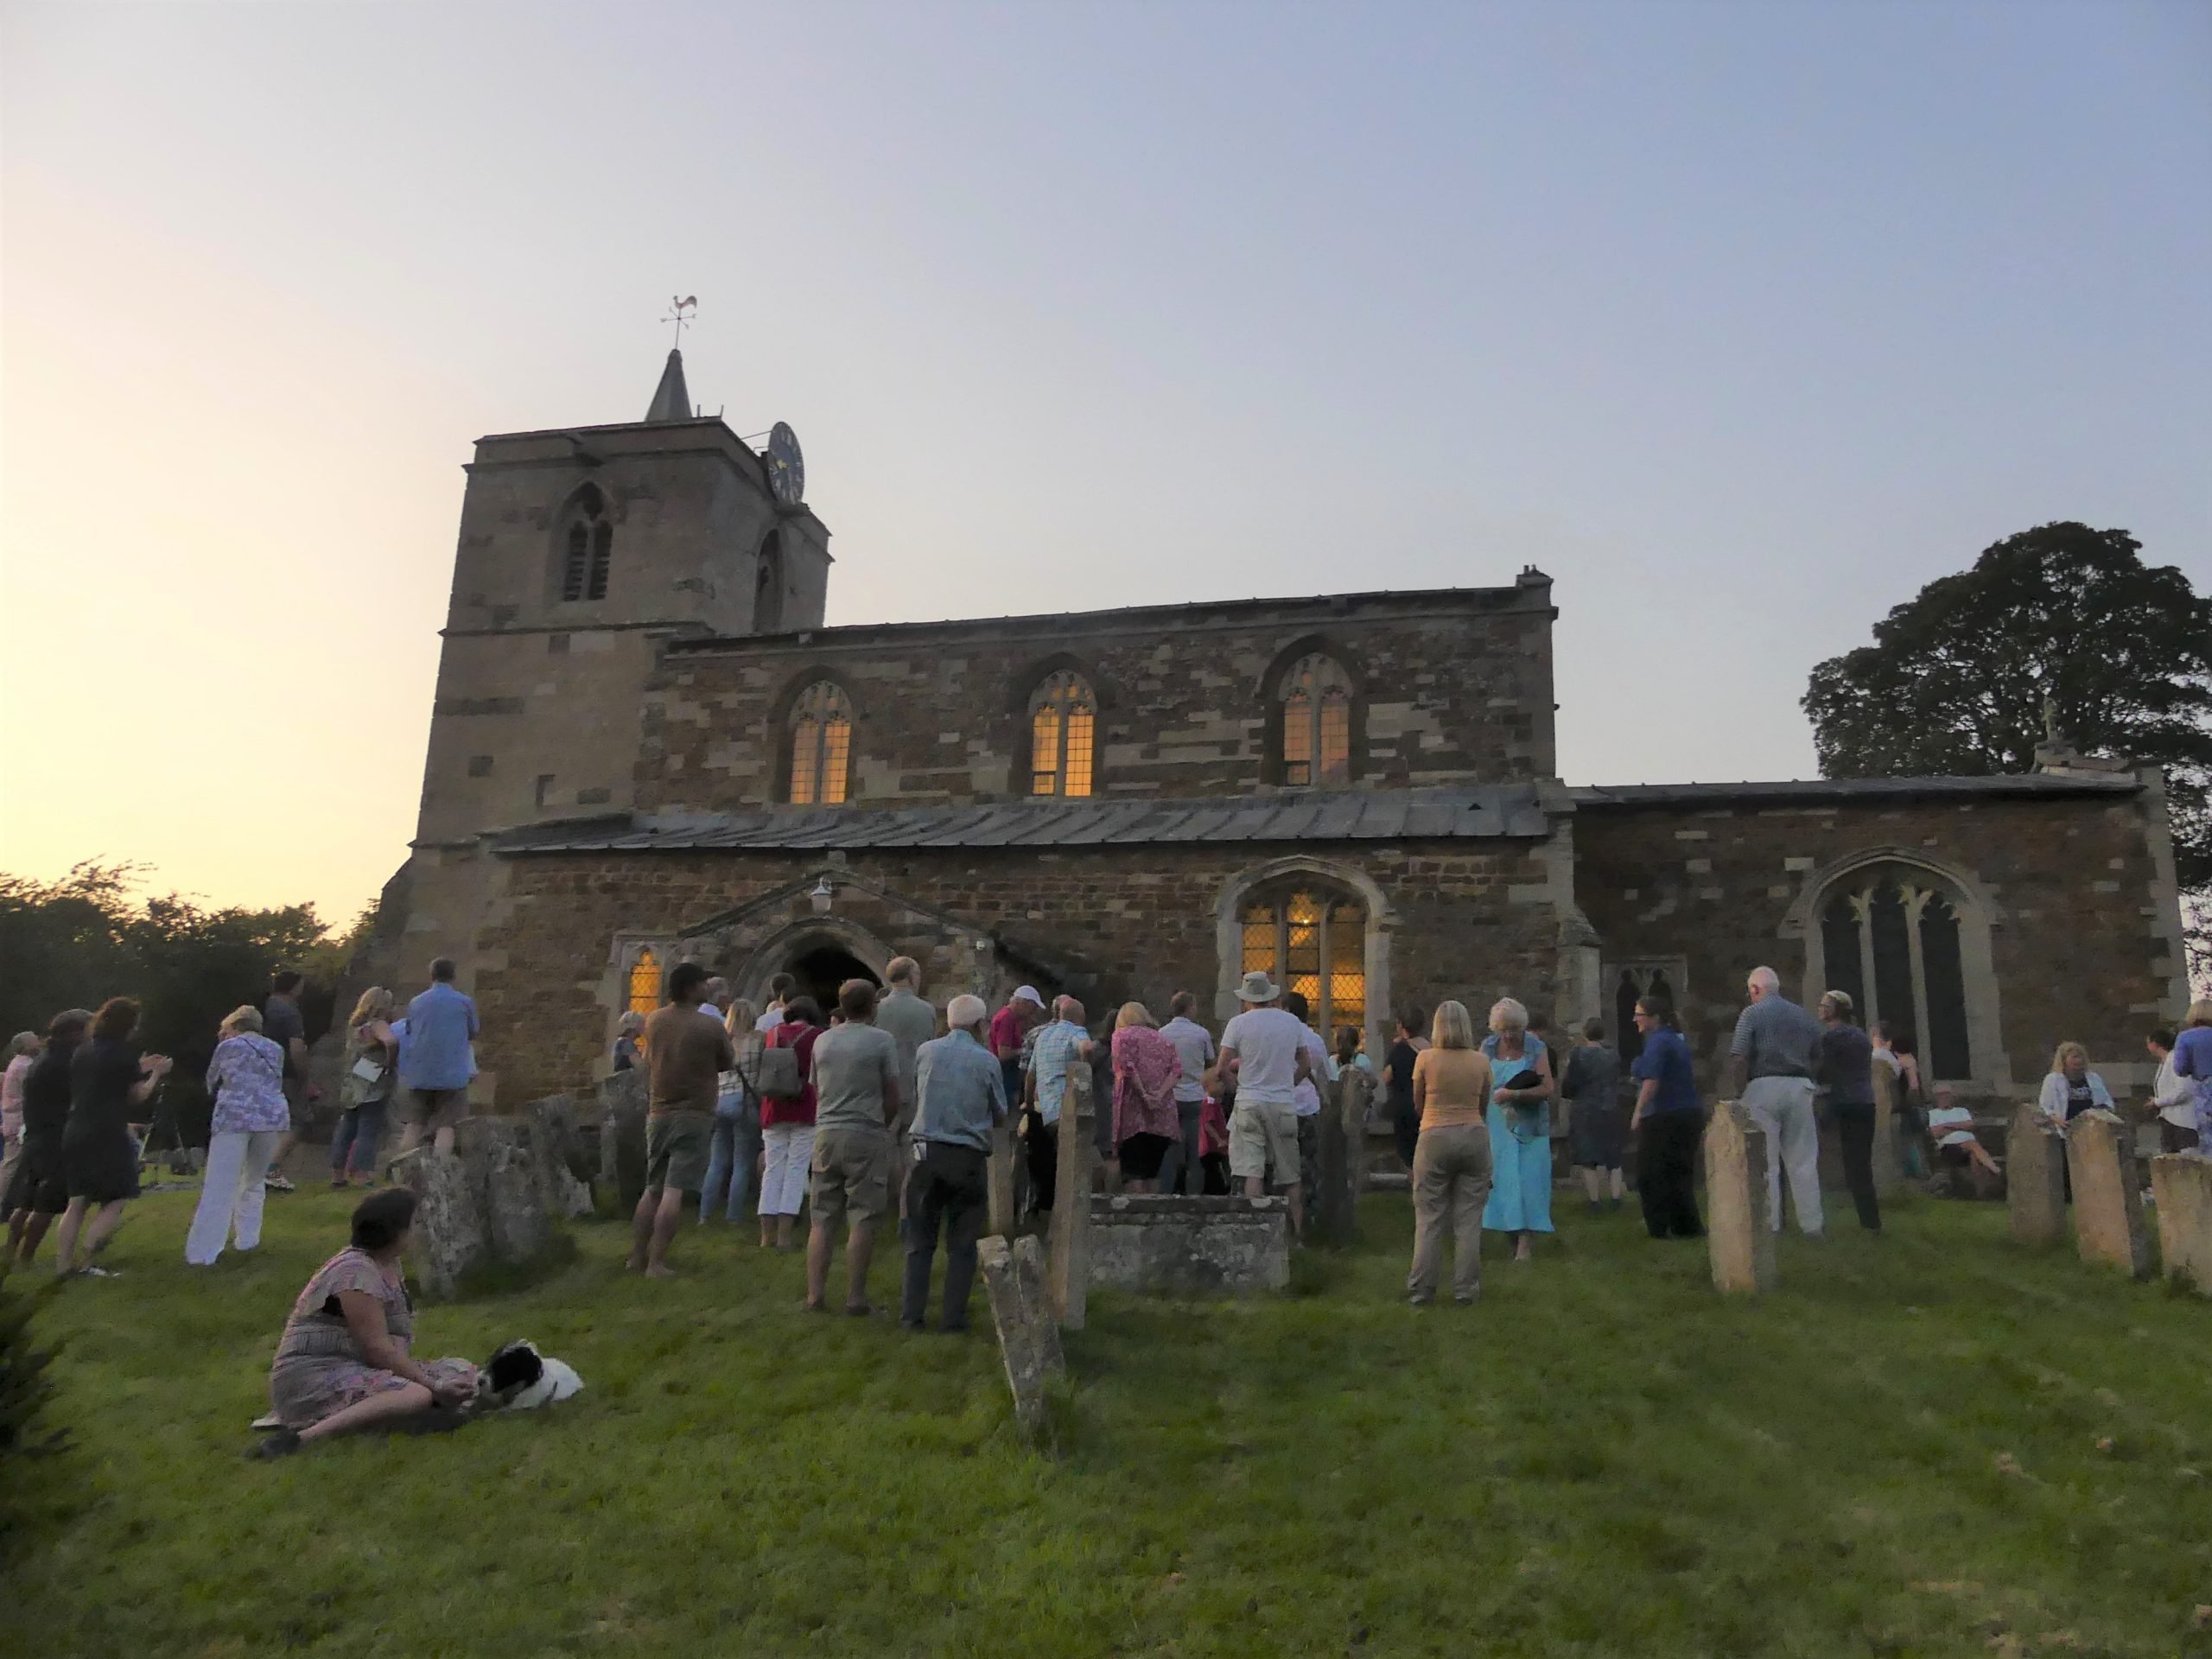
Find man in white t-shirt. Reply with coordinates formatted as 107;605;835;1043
1156;992;1217;1197
1218;970;1315;1235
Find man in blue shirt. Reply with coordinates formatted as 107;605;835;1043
1024;996;1095;1215
900;994;1007;1332
397;958;479;1156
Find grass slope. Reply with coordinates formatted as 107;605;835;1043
6;1185;2209;1657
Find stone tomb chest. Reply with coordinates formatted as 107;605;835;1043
1087;1194;1290;1295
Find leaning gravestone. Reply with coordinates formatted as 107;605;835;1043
526;1092;597;1219
2006;1107;2068;1247
1048;1065;1096;1329
987;1114;1017;1237
391;1146;489;1300
2150;1152;2212;1296
977;1233;1065;1446
2067;1109;2152;1279
1702;1100;1777;1294
599;1070;649;1215
486;1139;554;1263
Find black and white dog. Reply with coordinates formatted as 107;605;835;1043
472;1339;585;1413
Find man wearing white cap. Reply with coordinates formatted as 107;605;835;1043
1218;970;1316;1235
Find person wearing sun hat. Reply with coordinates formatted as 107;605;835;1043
1217;969;1316;1236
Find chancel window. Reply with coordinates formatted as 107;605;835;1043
1029;671;1096;798
1817;866;1972;1079
561;484;613;602
788;682;853;805
1280;654;1352;786
626;948;662;1016
1239;888;1365;1036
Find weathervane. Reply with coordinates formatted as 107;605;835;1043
663;294;697;348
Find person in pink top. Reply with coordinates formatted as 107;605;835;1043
1109;1003;1182;1193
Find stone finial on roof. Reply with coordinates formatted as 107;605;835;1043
645;349;691;422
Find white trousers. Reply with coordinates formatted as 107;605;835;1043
1742;1076;1822;1236
185;1128;282;1265
759;1124;816;1218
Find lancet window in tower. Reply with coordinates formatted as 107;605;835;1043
1238;887;1366;1036
788;682;853;806
1279;654;1352;787
626;948;662;1016
560;484;613;603
1028;671;1097;798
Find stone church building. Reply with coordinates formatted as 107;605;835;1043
360;350;2193;1111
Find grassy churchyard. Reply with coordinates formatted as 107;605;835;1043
8;1182;2210;1658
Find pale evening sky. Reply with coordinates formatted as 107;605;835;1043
2;0;2207;929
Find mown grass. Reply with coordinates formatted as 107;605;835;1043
6;1184;2209;1657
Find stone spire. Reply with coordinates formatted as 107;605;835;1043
644;348;691;422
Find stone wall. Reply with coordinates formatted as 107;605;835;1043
474;840;1566;1106
1574;785;2181;1099
635;580;1558;812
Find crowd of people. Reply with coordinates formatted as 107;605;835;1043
4;947;2208;1455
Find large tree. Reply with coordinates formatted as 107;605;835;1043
1802;521;2211;977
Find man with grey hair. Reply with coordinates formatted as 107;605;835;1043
1729;965;1826;1235
900;993;1006;1332
875;957;938;1212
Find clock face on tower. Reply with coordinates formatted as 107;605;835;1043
766;423;804;506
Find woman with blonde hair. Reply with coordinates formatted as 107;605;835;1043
1406;1000;1494;1306
1480;997;1556;1262
186;1006;288;1265
702;998;763;1225
1110;1001;1183;1192
330;987;397;1189
2173;998;2212;1155
2037;1040;2114;1128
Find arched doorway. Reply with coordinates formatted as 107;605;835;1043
788;942;880;1012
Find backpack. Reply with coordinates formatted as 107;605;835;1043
755;1036;803;1100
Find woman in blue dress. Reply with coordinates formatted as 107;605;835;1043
1481;997;1555;1261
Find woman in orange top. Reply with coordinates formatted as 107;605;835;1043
1406;1001;1495;1306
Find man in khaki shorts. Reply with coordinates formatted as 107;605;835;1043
805;978;902;1314
1217;970;1316;1236
630;961;732;1278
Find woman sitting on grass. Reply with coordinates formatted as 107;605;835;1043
256;1188;479;1458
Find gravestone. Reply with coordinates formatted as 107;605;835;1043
1089;1194;1290;1294
599;1070;648;1214
391;1146;488;1300
987;1114;1016;1237
2150;1152;2212;1296
2006;1107;2068;1247
526;1092;596;1218
977;1233;1065;1446
1702;1099;1777;1294
2066;1109;2152;1279
1309;1071;1364;1248
486;1138;554;1262
1048;1064;1096;1329
1869;1064;1903;1195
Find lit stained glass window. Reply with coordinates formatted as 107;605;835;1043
789;682;852;805
1029;671;1096;797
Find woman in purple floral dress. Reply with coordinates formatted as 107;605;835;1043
257;1189;478;1457
1110;1003;1183;1192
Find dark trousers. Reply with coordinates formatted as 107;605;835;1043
1832;1102;1881;1231
1025;1117;1057;1213
1391;1097;1419;1169
1637;1109;1704;1239
901;1141;990;1329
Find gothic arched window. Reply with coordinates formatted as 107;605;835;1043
626;947;662;1015
1815;864;1973;1079
1280;654;1352;787
560;484;613;602
1028;671;1096;798
788;682;853;806
1239;886;1365;1036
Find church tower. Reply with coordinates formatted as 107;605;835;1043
395;349;831;1011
